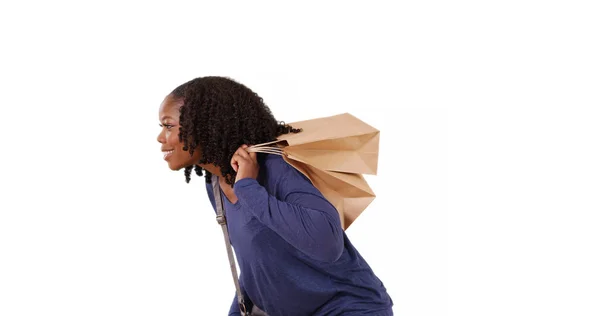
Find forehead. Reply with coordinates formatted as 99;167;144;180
158;95;183;121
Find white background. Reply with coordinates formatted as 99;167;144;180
0;1;598;316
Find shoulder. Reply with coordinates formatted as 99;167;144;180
259;154;318;197
260;154;309;182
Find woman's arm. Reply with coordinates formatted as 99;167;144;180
233;167;344;263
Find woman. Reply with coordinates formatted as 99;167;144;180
156;76;394;315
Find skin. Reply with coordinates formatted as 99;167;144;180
157;95;259;203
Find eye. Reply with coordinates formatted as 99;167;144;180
159;124;175;130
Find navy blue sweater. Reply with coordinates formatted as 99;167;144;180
206;154;393;315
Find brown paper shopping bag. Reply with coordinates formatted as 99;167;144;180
248;113;380;230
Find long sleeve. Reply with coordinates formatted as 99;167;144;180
233;168;344;263
199;156;392;315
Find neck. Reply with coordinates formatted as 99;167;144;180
196;163;236;184
197;163;222;177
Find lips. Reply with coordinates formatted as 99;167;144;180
162;149;174;160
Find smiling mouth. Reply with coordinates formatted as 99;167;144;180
163;150;174;160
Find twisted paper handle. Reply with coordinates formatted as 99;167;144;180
246;145;285;156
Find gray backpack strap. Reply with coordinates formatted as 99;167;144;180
211;175;248;315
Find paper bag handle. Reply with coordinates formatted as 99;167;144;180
247;140;288;156
246;146;284;156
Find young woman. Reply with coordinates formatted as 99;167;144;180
156;76;393;315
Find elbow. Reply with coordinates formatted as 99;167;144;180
319;242;344;263
312;224;344;263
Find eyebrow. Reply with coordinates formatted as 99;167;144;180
160;116;175;121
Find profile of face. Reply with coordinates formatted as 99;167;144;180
156;95;202;170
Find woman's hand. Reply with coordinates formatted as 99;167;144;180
231;145;259;183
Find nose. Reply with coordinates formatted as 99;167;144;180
157;129;166;144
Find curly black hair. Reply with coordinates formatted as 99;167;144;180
169;76;301;186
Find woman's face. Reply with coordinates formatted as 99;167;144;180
157;95;202;170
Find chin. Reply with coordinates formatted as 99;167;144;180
168;159;196;171
167;161;185;171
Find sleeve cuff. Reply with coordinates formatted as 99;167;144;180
233;178;260;200
233;177;259;190
233;178;263;210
